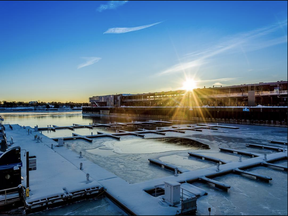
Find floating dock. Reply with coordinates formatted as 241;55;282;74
2;123;287;215
148;158;189;174
219;147;260;157
188;152;229;164
246;143;285;152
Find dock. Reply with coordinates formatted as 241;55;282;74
233;168;272;182
261;162;287;171
197;123;239;129
148;158;188;174
198;176;231;191
269;140;287;145
2;123;288;215
219;147;260;157
188;152;229;164
246;143;285;152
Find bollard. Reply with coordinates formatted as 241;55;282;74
79;151;82;158
86;173;89;182
51;144;53;149
216;163;220;172
264;153;267;161
239;155;242;162
10;137;14;144
174;168;178;176
27;129;30;135
208;207;211;216
80;162;83;170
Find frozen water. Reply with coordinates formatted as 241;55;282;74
1;112;287;215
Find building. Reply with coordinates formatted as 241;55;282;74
89;81;287;107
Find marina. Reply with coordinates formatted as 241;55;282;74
1;1;287;215
0;112;287;215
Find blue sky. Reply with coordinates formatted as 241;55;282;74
0;1;287;102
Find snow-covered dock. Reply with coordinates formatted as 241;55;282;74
188;152;229;164
37;120;173;132
3;125;104;213
246;143;285;152
3;123;287;215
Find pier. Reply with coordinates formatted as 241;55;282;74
198;177;231;191
219;147;260;157
148;158;188;174
246;143;285;152
269;140;287;145
232;168;272;182
188;152;229;164
1;123;287;215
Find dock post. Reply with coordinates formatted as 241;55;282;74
208;207;211;216
174;168;178;176
79;151;83;158
51;144;53;149
216;163;220;172
26;151;30;196
264;153;267;161
86;173;89;182
80;163;83;170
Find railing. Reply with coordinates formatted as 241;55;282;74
121;90;287;101
0;185;21;205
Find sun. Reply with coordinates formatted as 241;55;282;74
182;79;197;91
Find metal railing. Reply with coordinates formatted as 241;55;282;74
0;185;21;205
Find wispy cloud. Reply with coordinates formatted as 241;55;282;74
158;59;204;76
159;20;287;76
97;1;128;12
213;82;223;86
104;22;162;34
77;57;101;69
198;77;236;83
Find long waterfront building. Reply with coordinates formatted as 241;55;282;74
84;81;288;123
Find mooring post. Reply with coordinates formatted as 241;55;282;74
79;151;82;158
208;207;211;216
264;153;267;161
51;144;53;149
174;168;178;176
86;173;89;182
80;162;83;170
216;163;220;172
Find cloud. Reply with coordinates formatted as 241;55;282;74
213;82;223;86
159;20;287;76
199;77;236;83
158;59;204;76
77;57;101;69
104;22;162;34
97;1;128;12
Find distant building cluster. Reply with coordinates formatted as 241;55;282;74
89;81;287;107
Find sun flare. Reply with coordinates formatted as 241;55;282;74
182;79;197;91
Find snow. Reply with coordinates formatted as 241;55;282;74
3;123;287;215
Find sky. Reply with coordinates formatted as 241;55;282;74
0;1;287;103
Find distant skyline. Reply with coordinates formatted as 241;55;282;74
0;1;287;102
